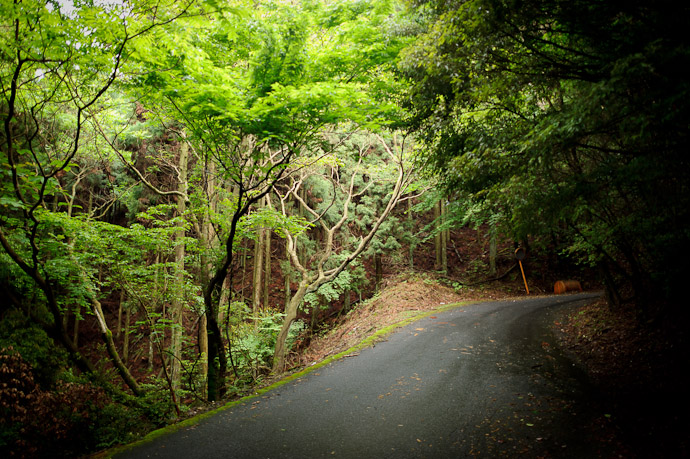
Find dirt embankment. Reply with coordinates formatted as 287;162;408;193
294;274;514;368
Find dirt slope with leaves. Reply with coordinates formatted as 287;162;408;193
295;275;475;367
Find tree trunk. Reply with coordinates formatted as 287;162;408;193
298;187;307;266
151;251;161;374
218;276;231;334
489;224;497;276
198;313;208;398
273;280;309;373
241;238;248;299
434;201;442;270
204;240;231;401
342;288;351;317
123;300;130;364
599;262;622;310
170;139;188;392
284;242;292;310
441;202;448;273
196;158;220;399
407;199;414;270
69;242;142;395
263;202;272;308
116;294;123;339
148;334;154;372
205;304;226;401
72;305;80;348
374;252;383;292
252;226;264;330
119;290;128;361
92;296;142;396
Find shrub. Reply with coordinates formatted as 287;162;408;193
0;348;149;457
0;311;68;388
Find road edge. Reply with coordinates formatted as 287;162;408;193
97;299;478;458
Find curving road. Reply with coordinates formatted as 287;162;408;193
116;293;616;458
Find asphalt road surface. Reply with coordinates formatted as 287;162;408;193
116;293;614;458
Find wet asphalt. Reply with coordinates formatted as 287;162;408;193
115;293;612;458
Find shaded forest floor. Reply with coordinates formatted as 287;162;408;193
557;297;688;457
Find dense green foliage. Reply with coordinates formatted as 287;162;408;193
2;0;688;455
1;0;416;454
400;0;690;321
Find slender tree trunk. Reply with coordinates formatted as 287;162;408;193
117;294;123;339
218;276;231;333
407;199;414;270
599;262;622;310
123;299;130;364
199;159;221;398
72;305;80;348
203;179;240;402
342;288;351;317
441;202;448;273
263;217;271;308
434;201;442;270
374;252;383;292
148;335;154;372
170;140;188;392
198;313;208;397
298;187;307;266
119;290;127;359
63;308;71;337
92;296;142;396
489;224;497;276
252;227;264;330
273;280;309;373
284;242;292;310
150;252;160;373
205;299;226;401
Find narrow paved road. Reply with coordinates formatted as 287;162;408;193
117;293;613;458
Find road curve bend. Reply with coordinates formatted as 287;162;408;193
116;293;614;458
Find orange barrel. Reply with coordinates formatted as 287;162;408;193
554;280;583;294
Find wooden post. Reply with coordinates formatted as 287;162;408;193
515;248;529;295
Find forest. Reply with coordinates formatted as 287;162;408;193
1;0;688;456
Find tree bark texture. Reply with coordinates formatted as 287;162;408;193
170;137;188;392
252;226;265;330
